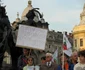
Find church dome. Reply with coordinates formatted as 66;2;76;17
73;4;85;34
72;4;85;51
21;0;33;20
16;18;20;22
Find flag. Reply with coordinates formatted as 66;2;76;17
64;48;72;57
63;32;72;50
52;49;58;63
62;32;72;70
63;32;72;56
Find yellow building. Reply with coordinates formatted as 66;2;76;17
73;4;85;51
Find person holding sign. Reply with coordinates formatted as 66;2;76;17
18;48;30;70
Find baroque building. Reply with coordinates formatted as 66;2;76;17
72;4;85;51
46;31;63;53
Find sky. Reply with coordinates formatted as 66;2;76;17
2;0;85;32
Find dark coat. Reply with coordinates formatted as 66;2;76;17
40;62;57;70
57;63;74;70
17;54;28;70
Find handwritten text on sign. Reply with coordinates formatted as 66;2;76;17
16;25;48;50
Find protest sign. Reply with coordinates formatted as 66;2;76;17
16;25;48;50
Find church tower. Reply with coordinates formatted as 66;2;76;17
21;0;33;21
72;4;85;51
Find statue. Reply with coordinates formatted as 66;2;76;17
0;5;21;70
0;5;10;68
21;8;43;27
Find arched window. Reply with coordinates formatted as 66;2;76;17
74;39;77;47
80;38;83;46
49;36;53;39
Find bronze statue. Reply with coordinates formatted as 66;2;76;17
0;5;22;70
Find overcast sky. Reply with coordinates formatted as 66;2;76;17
3;0;85;32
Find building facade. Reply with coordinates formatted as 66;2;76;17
46;31;63;53
72;4;85;51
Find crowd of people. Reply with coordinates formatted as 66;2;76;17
17;48;85;70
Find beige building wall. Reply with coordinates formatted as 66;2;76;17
72;4;85;51
73;31;85;50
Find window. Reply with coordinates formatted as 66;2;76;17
49;45;50;48
74;39;77;47
49;36;53;39
80;38;83;46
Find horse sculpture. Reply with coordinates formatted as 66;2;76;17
0;6;21;70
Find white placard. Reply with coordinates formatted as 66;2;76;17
16;24;48;50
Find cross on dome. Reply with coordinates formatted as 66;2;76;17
17;12;19;18
83;3;85;11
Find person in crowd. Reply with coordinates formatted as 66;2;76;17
74;50;85;70
38;50;46;64
23;56;35;70
17;48;30;70
69;51;78;70
57;53;70;70
40;56;46;65
40;52;57;70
